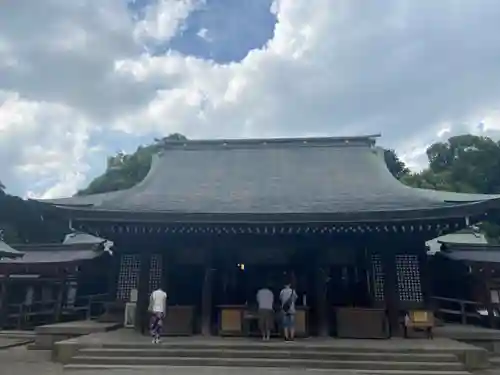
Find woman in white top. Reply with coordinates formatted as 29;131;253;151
149;287;167;344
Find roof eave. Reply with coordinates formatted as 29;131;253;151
34;198;500;225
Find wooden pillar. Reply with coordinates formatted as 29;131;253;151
136;252;151;333
314;250;328;337
201;253;213;336
0;277;9;329
382;249;399;336
417;246;431;307
162;250;171;292
107;253;119;301
54;273;66;323
483;264;496;329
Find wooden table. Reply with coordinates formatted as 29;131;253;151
218;305;309;337
218;305;245;335
335;307;389;338
294;307;309;337
163;305;194;335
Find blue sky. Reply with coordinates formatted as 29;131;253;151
2;0;500;198
157;0;276;63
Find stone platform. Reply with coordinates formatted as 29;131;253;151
31;320;121;350
53;329;489;374
436;324;500;353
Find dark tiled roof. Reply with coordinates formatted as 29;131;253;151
442;249;500;263
0;242;104;265
35;135;500;222
0;241;23;258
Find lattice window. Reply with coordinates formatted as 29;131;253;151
396;254;423;302
371;254;385;301
116;254;141;301
149;254;163;292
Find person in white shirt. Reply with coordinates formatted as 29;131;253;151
279;283;297;341
149;287;167;344
256;286;274;340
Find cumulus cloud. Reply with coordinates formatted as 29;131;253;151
1;0;500;198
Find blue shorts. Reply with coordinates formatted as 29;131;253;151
282;313;295;328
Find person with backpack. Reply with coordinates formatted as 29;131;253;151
279;282;297;341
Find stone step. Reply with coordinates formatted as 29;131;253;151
79;347;459;362
0;330;35;338
98;341;472;354
69;355;465;371
489;356;500;367
63;364;471;375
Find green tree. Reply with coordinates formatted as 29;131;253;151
384;149;410;179
425;134;500;193
77;133;188;196
404;134;500;241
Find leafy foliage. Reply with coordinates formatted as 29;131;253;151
384;149;410;180
399;134;500;241
77;133;187;196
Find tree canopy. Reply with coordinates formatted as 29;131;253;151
401;134;500;194
77;133;187;196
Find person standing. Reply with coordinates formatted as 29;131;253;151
279;283;297;341
149;286;167;344
256;285;274;340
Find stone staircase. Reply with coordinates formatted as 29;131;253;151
63;341;471;374
489;353;500;368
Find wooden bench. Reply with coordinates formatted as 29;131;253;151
402;310;434;339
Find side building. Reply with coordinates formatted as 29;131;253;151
0;235;111;329
33;135;500;338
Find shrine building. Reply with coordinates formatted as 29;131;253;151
32;135;500;338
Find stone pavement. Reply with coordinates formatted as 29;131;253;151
0;346;63;375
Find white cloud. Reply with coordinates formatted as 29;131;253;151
0;91;92;198
2;0;500;198
196;28;211;42
134;0;205;44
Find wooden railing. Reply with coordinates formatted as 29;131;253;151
64;293;109;320
7;300;57;329
6;294;109;329
431;296;482;325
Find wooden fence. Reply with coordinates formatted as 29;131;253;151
5;293;109;329
431;296;482;325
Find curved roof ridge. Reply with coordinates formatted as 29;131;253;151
0;241;24;258
159;134;381;150
369;146;500;204
34;153;162;207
